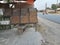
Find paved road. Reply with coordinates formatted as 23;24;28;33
38;13;60;24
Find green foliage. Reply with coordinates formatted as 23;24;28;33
6;0;10;3
51;4;57;10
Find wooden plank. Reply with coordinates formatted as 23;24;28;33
13;8;20;16
21;14;29;24
10;16;20;24
29;8;38;23
4;8;12;16
20;8;29;24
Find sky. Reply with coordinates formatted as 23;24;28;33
34;0;60;10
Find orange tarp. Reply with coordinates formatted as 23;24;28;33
27;0;34;4
14;0;34;4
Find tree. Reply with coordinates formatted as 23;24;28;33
51;4;57;13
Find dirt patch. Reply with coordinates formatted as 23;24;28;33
36;17;60;45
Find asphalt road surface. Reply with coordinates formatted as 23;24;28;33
38;12;60;24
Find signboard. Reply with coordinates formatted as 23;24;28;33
0;21;10;25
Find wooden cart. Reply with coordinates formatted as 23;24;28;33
0;1;38;30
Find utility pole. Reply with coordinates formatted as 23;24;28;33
45;3;47;9
57;0;58;4
45;3;47;14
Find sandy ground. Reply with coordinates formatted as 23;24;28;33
0;27;45;45
0;16;60;45
37;17;60;45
